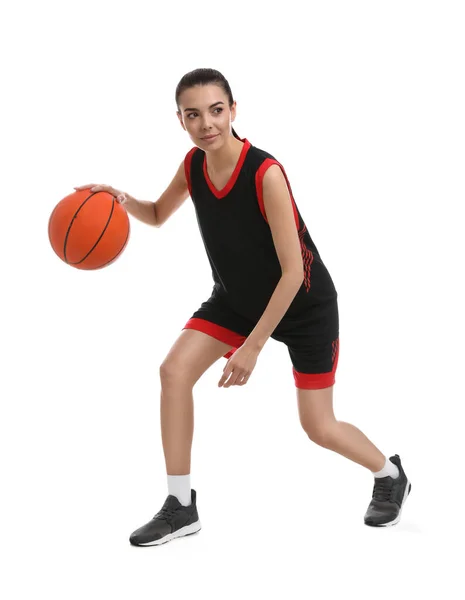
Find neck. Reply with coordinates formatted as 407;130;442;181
205;135;244;172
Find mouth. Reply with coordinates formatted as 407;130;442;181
202;134;219;140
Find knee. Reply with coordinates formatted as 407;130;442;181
159;360;180;383
302;422;337;448
159;359;195;387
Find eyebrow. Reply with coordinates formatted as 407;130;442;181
183;101;225;112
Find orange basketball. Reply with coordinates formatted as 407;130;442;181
48;189;130;270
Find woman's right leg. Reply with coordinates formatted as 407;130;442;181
159;328;234;475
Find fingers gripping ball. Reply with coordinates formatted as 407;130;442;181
48;189;130;270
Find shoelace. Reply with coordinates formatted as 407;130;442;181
154;506;179;522
372;478;394;502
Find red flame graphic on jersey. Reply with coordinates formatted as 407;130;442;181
299;224;313;292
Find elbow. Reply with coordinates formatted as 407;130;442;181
283;270;305;284
153;204;160;227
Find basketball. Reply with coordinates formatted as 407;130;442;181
48;188;130;270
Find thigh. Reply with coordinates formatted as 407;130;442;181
272;297;340;389
297;385;336;438
160;328;235;386
287;337;340;389
183;289;256;360
161;291;256;385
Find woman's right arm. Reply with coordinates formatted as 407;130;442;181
151;159;190;228
124;159;189;227
74;159;190;228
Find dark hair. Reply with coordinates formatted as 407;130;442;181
175;68;240;140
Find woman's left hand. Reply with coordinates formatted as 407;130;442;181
218;343;261;388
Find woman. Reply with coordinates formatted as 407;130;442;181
75;68;411;547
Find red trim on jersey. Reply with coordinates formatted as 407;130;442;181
203;138;251;199
255;159;299;228
293;338;340;389
184;147;197;197
256;159;314;292
182;317;247;359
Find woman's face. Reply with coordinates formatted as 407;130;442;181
177;84;237;149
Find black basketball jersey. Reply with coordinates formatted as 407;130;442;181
184;137;337;322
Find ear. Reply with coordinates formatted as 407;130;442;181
231;101;237;122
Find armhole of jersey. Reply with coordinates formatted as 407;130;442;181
184;147;197;197
255;158;300;229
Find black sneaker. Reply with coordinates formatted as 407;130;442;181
364;454;412;527
129;489;201;546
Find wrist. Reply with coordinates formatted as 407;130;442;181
244;337;264;352
123;194;137;207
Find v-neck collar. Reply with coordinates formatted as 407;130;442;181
203;138;251;199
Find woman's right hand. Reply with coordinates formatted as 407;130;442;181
73;183;131;205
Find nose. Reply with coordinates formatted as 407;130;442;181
201;118;213;130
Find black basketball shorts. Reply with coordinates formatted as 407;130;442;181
181;290;340;390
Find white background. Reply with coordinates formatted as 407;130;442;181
1;0;464;598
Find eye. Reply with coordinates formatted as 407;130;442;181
187;107;223;119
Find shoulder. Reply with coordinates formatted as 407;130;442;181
256;157;287;191
262;163;285;184
182;146;203;195
183;146;203;180
184;145;202;162
247;142;276;163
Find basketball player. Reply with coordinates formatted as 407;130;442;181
75;68;411;547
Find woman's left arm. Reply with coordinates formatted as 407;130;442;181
218;165;304;388
244;164;304;352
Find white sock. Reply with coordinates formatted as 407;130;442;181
372;456;400;479
167;474;192;506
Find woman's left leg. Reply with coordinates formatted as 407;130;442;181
296;385;386;472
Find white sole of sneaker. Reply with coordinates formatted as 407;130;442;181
377;479;411;527
138;520;202;546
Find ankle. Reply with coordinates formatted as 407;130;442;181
167;474;192;506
